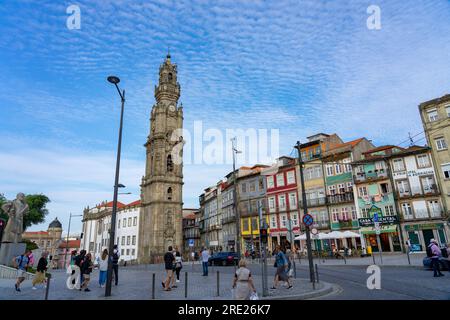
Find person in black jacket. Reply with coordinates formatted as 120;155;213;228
74;250;86;286
80;252;93;292
111;245;120;286
32;252;48;289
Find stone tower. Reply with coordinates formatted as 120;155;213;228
138;53;184;263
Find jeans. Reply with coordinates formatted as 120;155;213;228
112;264;119;285
431;257;442;276
99;270;107;286
202;262;208;276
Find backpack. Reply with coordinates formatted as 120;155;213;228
112;251;119;264
426;245;433;258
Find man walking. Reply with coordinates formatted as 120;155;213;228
163;246;175;291
201;247;210;276
429;239;444;277
32;251;48;290
111;245;120;285
13;249;31;292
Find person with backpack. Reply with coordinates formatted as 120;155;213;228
74;250;86;287
111;245;120;286
80;252;94;291
428;239;444;277
162;246;175;291
32;251;48;290
96;249;109;288
13;249;31;292
171;246;183;287
271;245;292;290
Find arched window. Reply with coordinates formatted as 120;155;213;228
167;187;173;200
168;73;173;81
167;155;174;172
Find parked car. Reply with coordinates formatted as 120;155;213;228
208;252;239;266
423;248;449;271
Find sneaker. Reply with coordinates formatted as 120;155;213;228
84;288;91;292
176;279;180;283
32;286;37;290
15;284;19;291
287;285;293;289
161;281;165;289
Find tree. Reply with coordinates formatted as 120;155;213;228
23;239;39;251
0;193;50;231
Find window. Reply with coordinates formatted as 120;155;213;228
132;249;136;256
421;176;435;193
328;185;336;195
127;236;131;245
281;215;287;228
241;183;247;193
123;218;126;228
243;219;249;231
358;186;368;197
301;151;307;161
259;177;264;191
132;235;136;245
249;182;256;192
346;182;353;191
267;176;274;188
276;174;285;187
268;197;276;212
338;183;345;194
401;203;413;219
278;195;286;210
343;158;352;172
351;206;357;220
427;109;438;122
361;208;369;218
121;236;125;245
397;180;410;194
380;183;389;194
326;164;333;176
442;164;450;179
331;208;339;222
335;164;342;175
128;218;132;227
289;193;297;209
292;213;299;226
417;154;430;168
167;155;173;172
167;187;173;200
341;207;349;220
446;105;450;117
270;216;277;228
375;161;384;171
121;249;124;255
117;237;119;244
133;217;137;226
428;200;441;217
126;249;130;255
435;137;448;150
384;205;394;216
393;158;405;171
287;170;295;184
118;219;120;228
47;241;51;247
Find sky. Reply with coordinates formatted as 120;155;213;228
0;0;449;234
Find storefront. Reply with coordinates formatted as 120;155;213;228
359;225;402;252
403;223;448;250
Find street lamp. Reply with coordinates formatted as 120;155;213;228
231;137;242;259
105;75;126;297
63;213;82;269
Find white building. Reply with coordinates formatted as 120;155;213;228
81;200;141;263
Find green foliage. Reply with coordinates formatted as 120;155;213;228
0;193;50;231
23;238;39;251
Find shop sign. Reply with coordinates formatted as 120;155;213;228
358;215;398;226
404;223;444;231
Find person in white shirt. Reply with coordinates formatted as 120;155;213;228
201;248;210;276
96;249;109;287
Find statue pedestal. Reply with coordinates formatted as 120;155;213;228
0;243;26;267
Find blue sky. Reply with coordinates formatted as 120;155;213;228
1;0;449;233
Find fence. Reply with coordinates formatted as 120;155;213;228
0;264;34;280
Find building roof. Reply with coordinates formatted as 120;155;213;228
58;239;81;249
48;217;62;229
24;231;49;236
329;138;365;151
125;200;141;207
363;145;400;154
419;94;450;109
96;201;125;209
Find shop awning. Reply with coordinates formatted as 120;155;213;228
295;230;361;240
359;225;398;235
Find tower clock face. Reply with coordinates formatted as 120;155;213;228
169;105;176;112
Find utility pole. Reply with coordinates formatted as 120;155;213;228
257;201;269;296
232;137;242;258
295;141;315;283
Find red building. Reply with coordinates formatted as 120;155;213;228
264;156;300;252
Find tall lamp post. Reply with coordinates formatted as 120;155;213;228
105;75;126;297
231;137;242;258
63;213;82;269
295;141;315;283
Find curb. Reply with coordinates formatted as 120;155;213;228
262;281;335;300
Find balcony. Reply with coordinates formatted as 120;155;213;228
312;221;330;229
397;185;439;199
354;170;388;183
403;209;443;220
299;197;327;208
327;192;354;204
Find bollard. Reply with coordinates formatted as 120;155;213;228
216;271;220;297
312;280;315;290
44;273;51;300
152;273;155;300
184;272;188;299
315;264;319;283
407;251;411;265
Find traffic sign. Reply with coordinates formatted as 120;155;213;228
188;239;194;247
373;212;379;223
302;214;314;227
374;222;381;235
311;228;318;235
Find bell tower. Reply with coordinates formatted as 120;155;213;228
138;53;184;263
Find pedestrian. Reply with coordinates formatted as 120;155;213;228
271;245;292;289
27;251;35;272
429;239;444;277
232;259;257;300
80;252;94;291
406;238;413;254
111;245;120;286
13;249;31;292
201;247;210;276
74;250;86;287
162;246;175;291
171;246;182;287
32;251;48;290
96;249;108;288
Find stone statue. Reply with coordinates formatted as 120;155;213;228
1;193;29;243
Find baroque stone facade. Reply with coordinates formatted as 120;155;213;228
138;53;184;263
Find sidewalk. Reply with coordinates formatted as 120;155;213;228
0;266;333;300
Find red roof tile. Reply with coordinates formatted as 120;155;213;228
96;201;125;209
58;240;80;249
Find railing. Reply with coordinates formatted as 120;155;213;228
0;265;34;280
354;170;388;182
338;220;353;229
299;197;327;207
312;222;330;229
327;192;354;204
397;185;439;198
404;209;443;220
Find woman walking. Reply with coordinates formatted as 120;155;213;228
96;249;109;288
271;245;292;289
80;253;94;292
232;259;257;300
32;252;48;290
171;247;183;287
